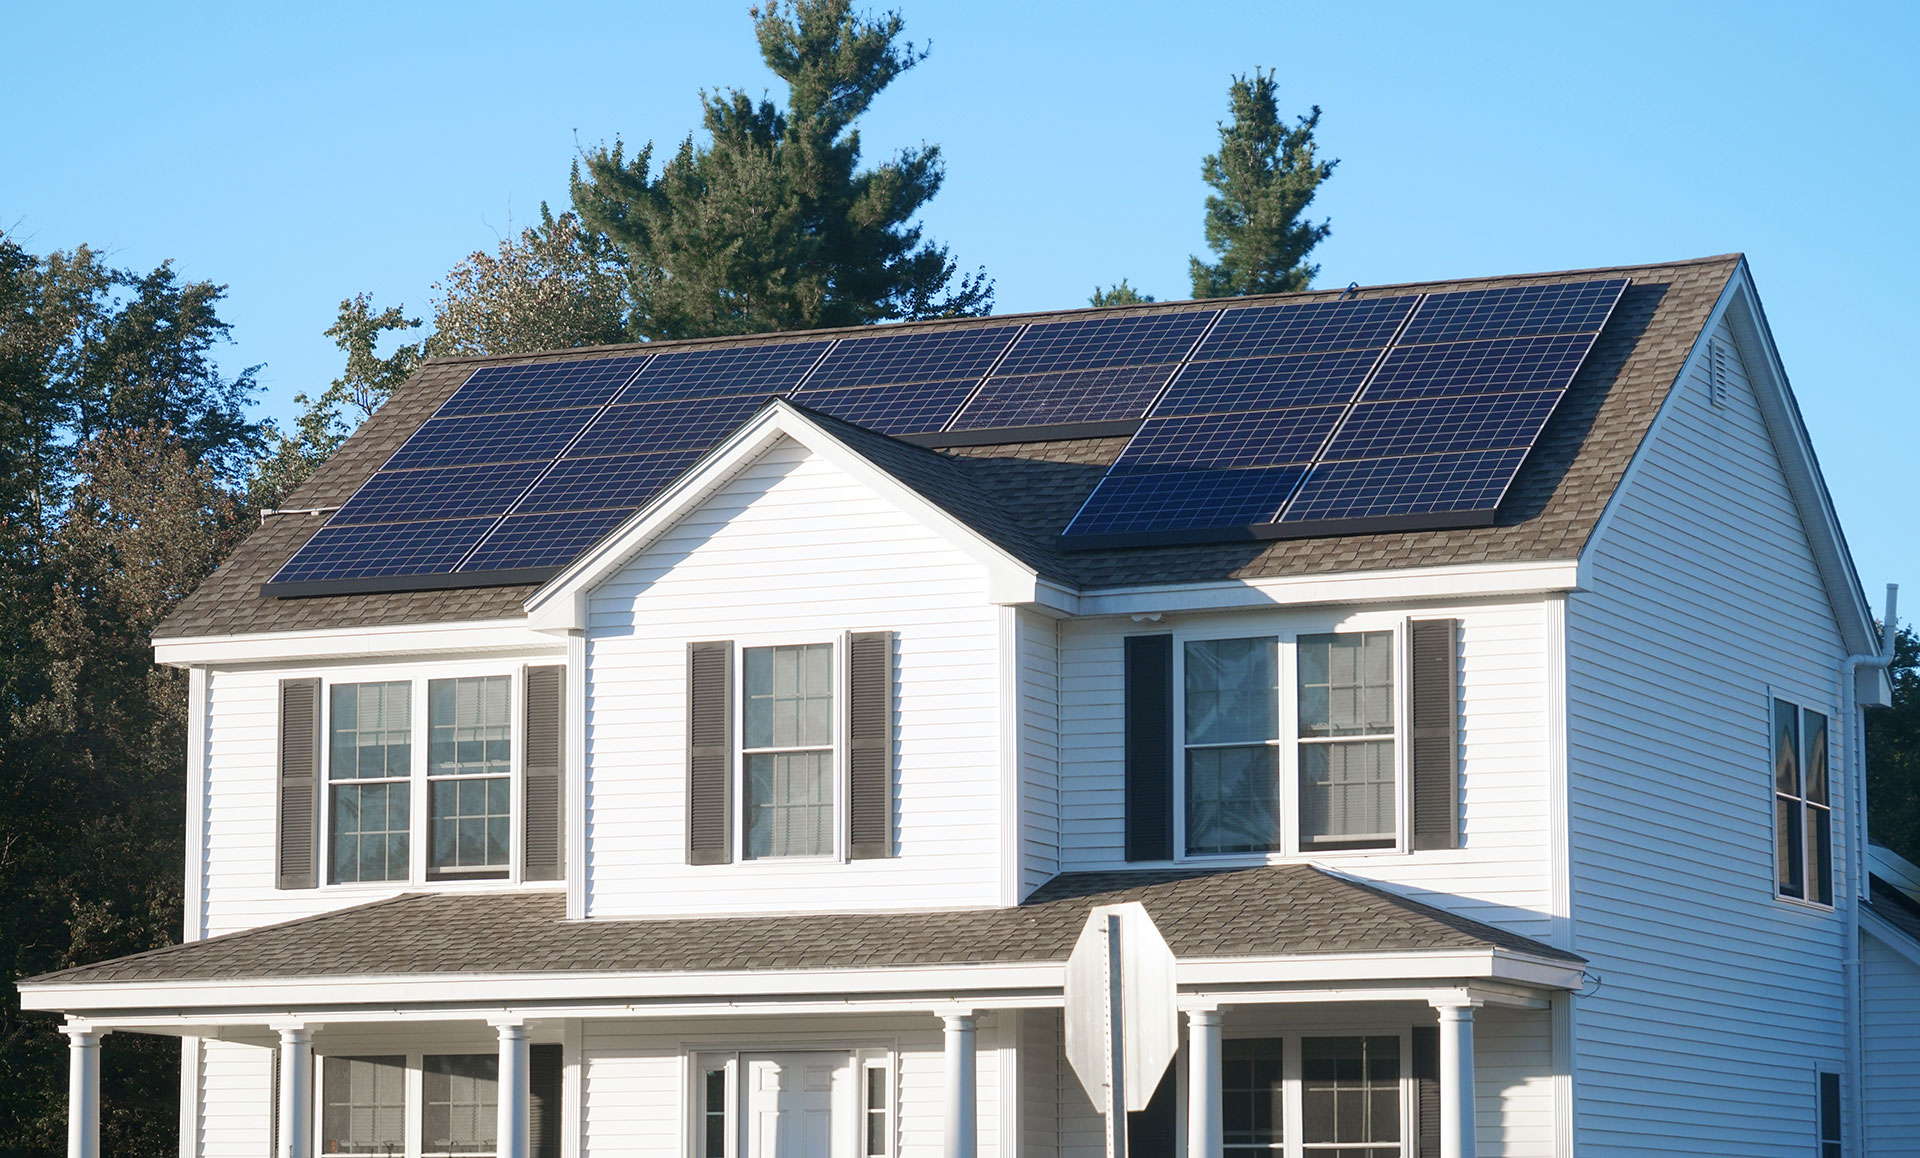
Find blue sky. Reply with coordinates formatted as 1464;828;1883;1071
4;1;1913;605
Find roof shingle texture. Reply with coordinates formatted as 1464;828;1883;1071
157;257;1740;638
26;865;1577;987
1867;874;1920;946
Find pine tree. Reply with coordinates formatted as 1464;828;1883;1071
571;0;991;339
1190;70;1337;299
1090;280;1156;307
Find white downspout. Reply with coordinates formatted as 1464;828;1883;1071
1842;582;1897;1156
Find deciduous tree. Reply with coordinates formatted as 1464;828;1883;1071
1190;70;1336;298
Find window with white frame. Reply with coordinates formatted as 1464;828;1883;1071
1178;630;1401;858
427;676;513;880
422;1054;499;1158
1223;1038;1285;1152
321;1055;407;1155
688;1049;890;1158
1774;697;1833;906
742;643;836;859
1299;1035;1401;1156
328;682;412;884
1215;1031;1412;1158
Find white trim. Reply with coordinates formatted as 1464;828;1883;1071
1861;908;1920;969
1068;559;1584;618
997;607;1021;907
185;666;208;944
179;1033;202;1158
565;632;588;920
1545;593;1572;950
524;401;1051;630
154;620;558;667
561;1018;583;1158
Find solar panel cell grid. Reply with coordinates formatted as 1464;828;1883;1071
435;356;648;417
271;517;498;583
1152;349;1379;417
949;365;1175;430
510;450;706;515
1398;278;1628;345
567;394;770;458
615;341;832;403
791;379;977;435
1363;333;1597;402
1321;390;1564;462
1278;447;1530;523
459;508;637;572
803;325;1021;390
330;462;547;526
1191;296;1417;361
383;408;603;470
1115;406;1345;471
994;310;1217;375
1065;466;1306;537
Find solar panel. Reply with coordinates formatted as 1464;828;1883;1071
1191;296;1417;361
271;517;499;584
1362;334;1597;402
511;450;705;515
384;408;602;470
1064;466;1306;539
1320;391;1564;462
1398;278;1627;345
792;380;977;435
616;340;832;403
1153;350;1379;418
331;462;548;526
804;325;1020;390
949;365;1174;431
458;509;637;572
436;356;648;417
1277;448;1530;524
995;310;1216;375
568;395;770;459
1114;407;1344;471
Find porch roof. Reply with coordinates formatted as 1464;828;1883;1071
25;864;1577;989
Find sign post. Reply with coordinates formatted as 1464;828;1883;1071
1064;902;1177;1158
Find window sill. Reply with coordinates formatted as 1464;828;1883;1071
1773;893;1837;915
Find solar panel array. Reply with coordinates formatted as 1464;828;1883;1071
266;277;1628;595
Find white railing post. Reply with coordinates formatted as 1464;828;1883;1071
942;1013;978;1158
60;1024;102;1158
274;1025;313;1158
1435;1002;1478;1158
493;1019;531;1158
1186;1008;1223;1158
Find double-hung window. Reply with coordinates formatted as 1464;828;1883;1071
328;682;412;884
1176;629;1402;859
1774;697;1833;905
742;643;836;859
428;676;513;880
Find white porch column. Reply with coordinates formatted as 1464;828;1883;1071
942;1013;978;1158
1186;1009;1223;1158
493;1020;531;1158
60;1025;101;1158
1435;1003;1478;1158
275;1025;313;1158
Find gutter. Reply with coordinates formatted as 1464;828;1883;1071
1843;582;1897;1155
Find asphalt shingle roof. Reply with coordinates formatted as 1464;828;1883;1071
1867;874;1920;947
156;256;1741;639
25;864;1578;988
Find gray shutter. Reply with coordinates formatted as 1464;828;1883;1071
1413;1025;1440;1158
848;631;895;860
1410;619;1461;851
1124;634;1174;862
529;1043;563;1158
523;665;565;882
687;642;733;865
276;678;322;889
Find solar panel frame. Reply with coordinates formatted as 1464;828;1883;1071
567;394;773;459
1063;465;1307;540
1113;406;1345;471
382;408;604;471
616;340;833;403
270;517;501;584
790;379;978;435
1319;390;1565;463
948;364;1176;431
994;310;1217;376
1397;278;1628;345
458;508;639;572
1362;333;1598;402
434;356;648;417
802;325;1021;390
509;449;707;516
1277;447;1531;525
1152;349;1381;418
1190;295;1418;361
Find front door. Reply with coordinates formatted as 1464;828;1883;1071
744;1052;852;1158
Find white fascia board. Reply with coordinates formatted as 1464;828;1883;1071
1861;909;1920;970
524;400;1048;632
1066;559;1583;619
20;947;1577;1017
153;619;556;667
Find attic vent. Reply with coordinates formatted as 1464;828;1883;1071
1708;338;1731;410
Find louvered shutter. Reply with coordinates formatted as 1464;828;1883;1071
529;1044;562;1158
276;678;322;889
1413;1025;1440;1158
847;631;895;860
522;665;565;881
686;642;733;865
1124;634;1174;862
1410;619;1461;851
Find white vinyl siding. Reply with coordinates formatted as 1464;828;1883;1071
1862;934;1920;1156
196;1039;274;1158
1565;316;1850;1155
1017;610;1063;898
583;438;1003;916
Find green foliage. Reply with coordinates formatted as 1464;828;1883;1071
425;209;632;357
1090;280;1156;307
1868;625;1920;865
571;0;991;339
1190;70;1337;299
1;230;263;1156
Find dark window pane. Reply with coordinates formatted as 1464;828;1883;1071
1187;746;1281;854
1774;698;1800;796
423;1054;497;1155
703;1068;728;1158
1811;805;1834;906
1777;795;1805;898
321;1056;406;1155
1805;711;1830;804
1301;1036;1399;1146
1222;1039;1284;1149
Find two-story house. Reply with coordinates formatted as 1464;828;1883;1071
21;254;1920;1158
